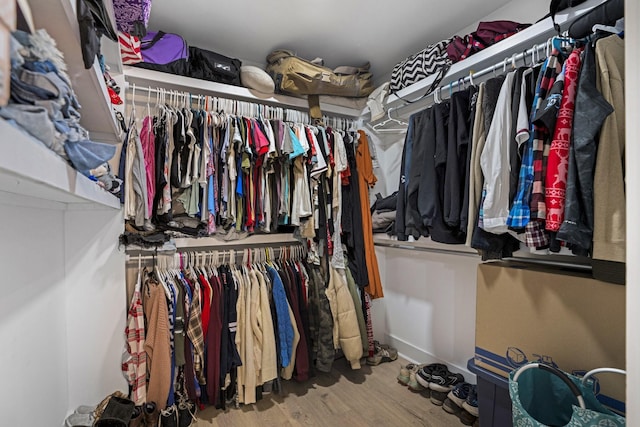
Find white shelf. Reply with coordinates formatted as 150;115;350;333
375;0;607;118
0;119;120;209
172;233;300;249
26;0;122;144
123;66;364;118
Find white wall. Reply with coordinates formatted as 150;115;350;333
0;197;126;426
0;200;70;426
454;0;550;37
64;209;127;411
372;246;480;379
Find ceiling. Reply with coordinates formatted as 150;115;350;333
147;0;515;86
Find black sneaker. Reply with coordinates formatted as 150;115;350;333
429;390;448;406
459;407;477;426
462;385;479;417
415;363;447;389
447;382;474;407
429;369;465;392
442;397;462;414
177;401;196;427
159;404;178;427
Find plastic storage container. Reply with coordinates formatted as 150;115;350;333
467;358;513;427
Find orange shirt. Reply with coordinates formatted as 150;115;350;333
356;130;383;299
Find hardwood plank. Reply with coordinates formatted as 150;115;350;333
194;357;466;426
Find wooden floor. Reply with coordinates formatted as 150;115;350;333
195;357;463;427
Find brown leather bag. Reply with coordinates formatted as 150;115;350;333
266;49;374;98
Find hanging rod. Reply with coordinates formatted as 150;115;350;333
390;35;570;116
127;83;358;129
125;244;306;265
374;239;592;271
374;240;479;258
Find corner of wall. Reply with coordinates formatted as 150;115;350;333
63;208;127;413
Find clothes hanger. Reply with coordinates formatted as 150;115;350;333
372;107;408;133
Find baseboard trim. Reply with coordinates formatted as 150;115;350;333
381;333;475;383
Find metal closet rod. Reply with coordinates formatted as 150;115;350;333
126;245;305;263
125;241;305;262
127;83;357;128
397;37;561;109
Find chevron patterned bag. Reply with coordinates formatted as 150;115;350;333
390;38;453;94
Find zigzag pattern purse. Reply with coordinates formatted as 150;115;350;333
389;38;453;95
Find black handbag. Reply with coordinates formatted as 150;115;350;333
188;46;242;86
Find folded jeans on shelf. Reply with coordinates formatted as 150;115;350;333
0;104;67;158
64;139;117;175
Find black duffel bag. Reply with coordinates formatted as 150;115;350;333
188;47;242;86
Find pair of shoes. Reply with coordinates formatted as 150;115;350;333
177;400;197;427
129;405;143;427
458;408;477;426
447;382;474;408
397;363;420;385
366;342;398;366
443;383;478;425
415;363;447;389
144;402;160;427
417;364;465;393
159;405;178;427
462;385;479;417
443;399;477;425
429;390;449;406
408;367;428;394
442;397;462;415
65;404;97;426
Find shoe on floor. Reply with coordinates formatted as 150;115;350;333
159;404;178;427
407;367;428;393
65;413;92;427
458;407;478;426
428;368;465;392
397;363;417;385
415;363;447;389
462;385;479;417
447;382;474;407
429;389;448;406
442;397;462;415
366;345;398;366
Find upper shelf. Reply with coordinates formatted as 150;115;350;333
0;118;120;209
26;0;122;144
373;0;608;119
123;66;365;118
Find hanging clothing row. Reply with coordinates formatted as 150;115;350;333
394;31;625;274
119;84;384;297
122;243;370;415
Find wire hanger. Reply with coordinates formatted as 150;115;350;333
372;107;407;132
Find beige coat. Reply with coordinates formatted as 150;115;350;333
593;35;625;263
256;269;278;384
326;267;363;369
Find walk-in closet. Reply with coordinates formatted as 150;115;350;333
0;0;636;426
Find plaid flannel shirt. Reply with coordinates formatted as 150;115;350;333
508;51;560;252
184;272;206;385
122;283;147;405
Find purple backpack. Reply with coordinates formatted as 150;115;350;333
134;31;189;76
